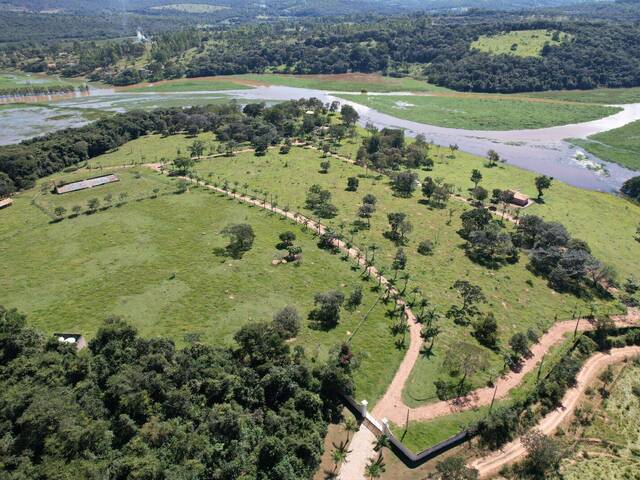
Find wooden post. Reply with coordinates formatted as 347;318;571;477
536;355;545;384
405;408;410;435
489;384;498;413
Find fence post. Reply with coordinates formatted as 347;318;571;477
359;399;369;419
382;418;391;436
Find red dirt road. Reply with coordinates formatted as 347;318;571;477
469;345;640;478
372;310;639;425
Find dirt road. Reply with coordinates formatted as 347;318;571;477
469;345;640;478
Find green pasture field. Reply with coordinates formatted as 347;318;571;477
471;29;571;58
0;166;405;404
337;94;620;130
414;143;640;281
122;78;252;93
561;362;640;479
570;120;640;171
232;73;445;93
192;145;622;405
520;87;640;105
0;71;75;90
86;132;222;168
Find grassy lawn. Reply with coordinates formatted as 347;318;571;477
120;78;252;93
86;132;221;168
337;94;620;130
416;144;640;281
0;71;76;90
192;146;621;404
520;87;640;105
471;29;571;58
232;73;445;93
560;362;640;479
391;407;489;453
0;166;405;404
569;120;640;171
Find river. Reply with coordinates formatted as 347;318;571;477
1;84;639;192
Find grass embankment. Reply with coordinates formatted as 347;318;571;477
471;29;571;58
0;71;75;90
0;165;404;403
337;94;620;130
570;120;640;171
561;361;640;479
192;145;626;405
121;78;253;93
521;87;640;105
230;73;445;93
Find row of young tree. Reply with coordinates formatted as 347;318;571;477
0;305;353;479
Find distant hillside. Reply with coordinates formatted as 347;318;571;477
0;0;607;16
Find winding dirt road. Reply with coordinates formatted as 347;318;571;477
373;310;640;425
469;345;640;478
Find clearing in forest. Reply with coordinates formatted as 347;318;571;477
471;29;572;58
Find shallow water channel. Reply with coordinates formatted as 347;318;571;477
2;84;639;192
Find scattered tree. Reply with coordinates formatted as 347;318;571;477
309;290;345;329
221;223;255;259
272;306;300;339
534;175;553;201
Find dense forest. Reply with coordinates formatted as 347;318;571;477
0;305;351;479
5;8;640;92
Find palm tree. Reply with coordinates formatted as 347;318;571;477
331;441;351;474
365;454;386;480
372;434;390;453
369;243;378;264
399;272;411;296
344;417;358;441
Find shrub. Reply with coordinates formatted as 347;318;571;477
417;240;434;256
272;306;301;339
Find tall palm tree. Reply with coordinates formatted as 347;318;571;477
344;417;358;441
331;441;351;474
372;434;390;453
365;454;386;480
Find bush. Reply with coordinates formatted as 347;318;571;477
272;306;301;339
417;240;434;256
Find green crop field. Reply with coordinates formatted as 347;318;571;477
0;165;405;404
471;29;571;58
337;94;619;130
570;120;640;171
233;73;445;93
191;144;626;404
520;87;640;105
122;78;252;93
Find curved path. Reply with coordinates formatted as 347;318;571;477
469;345;640;478
373;310;639;425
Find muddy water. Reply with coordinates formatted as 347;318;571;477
2;85;639;191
